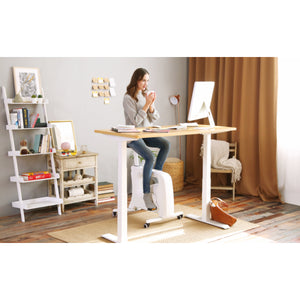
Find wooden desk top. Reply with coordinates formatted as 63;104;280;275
94;125;236;139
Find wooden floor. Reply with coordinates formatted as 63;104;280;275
1;184;300;243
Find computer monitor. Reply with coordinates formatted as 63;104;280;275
188;81;215;127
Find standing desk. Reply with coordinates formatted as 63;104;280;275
94;125;236;243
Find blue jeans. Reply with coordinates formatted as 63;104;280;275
128;137;170;194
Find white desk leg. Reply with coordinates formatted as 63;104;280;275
202;133;212;222
102;140;128;242
117;140;128;242
186;133;230;229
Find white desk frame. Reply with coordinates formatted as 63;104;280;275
184;134;230;229
95;125;235;243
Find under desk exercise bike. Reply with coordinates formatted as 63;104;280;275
113;152;183;228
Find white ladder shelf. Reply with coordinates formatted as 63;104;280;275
2;86;62;222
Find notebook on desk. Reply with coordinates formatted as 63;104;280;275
143;129;170;133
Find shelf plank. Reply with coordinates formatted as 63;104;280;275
5;98;48;104
6;125;50;130
10;174;60;183
64;194;96;205
8;150;56;157
63;179;95;187
12;196;62;210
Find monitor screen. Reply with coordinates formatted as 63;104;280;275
188;81;215;126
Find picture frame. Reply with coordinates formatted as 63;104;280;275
49;120;77;153
13;67;42;97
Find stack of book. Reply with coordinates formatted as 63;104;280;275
111;125;140;133
10;107;41;128
22;171;51;181
97;181;115;203
33;134;51;153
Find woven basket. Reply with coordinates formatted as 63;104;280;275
163;157;184;192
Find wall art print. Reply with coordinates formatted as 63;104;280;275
13;67;42;97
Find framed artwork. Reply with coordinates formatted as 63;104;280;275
13;67;42;97
49;120;77;153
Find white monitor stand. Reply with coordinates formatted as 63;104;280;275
203;103;215;127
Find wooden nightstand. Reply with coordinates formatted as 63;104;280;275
48;152;98;212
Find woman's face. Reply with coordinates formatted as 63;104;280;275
136;73;149;91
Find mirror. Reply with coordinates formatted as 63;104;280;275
49;120;77;153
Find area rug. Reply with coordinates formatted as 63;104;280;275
48;205;259;243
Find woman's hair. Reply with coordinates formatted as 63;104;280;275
126;68;149;101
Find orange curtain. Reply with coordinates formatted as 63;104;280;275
185;57;280;202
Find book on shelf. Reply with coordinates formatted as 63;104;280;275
22;171;51;181
33;134;42;153
98;192;115;199
12;108;24;128
35;122;47;127
98;182;114;191
38;134;44;153
22;108;29;128
9;112;18;128
98;189;114;194
98;184;113;189
30;113;40;128
99;181;114;184
40;134;50;153
98;181;113;187
97;181;113;188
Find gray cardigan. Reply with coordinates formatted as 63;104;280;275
123;91;160;127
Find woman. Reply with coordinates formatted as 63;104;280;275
123;68;170;211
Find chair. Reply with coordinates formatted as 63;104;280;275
211;142;238;201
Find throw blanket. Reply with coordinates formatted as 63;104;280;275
200;140;242;183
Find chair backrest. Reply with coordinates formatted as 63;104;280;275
229;142;237;158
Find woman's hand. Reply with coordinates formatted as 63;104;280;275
144;91;156;113
146;91;155;104
148;92;156;113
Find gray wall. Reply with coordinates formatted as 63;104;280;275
0;57;188;217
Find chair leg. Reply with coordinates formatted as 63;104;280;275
232;181;235;201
